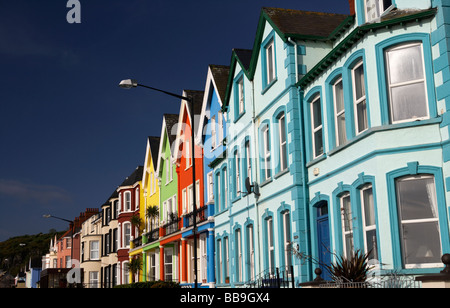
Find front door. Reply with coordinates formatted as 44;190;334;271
316;202;331;281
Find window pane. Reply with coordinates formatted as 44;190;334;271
334;80;344;112
354;65;366;100
388;44;424;85
363;187;375;226
314;130;323;157
342;195;352;232
357;100;368;133
312;99;322;129
401;222;441;265
397;176;438;221
337;113;347;145
365;229;378;261
390;82;427;122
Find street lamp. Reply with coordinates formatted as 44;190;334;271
119;79;199;288
43;214;74;270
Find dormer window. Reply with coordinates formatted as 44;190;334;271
365;0;393;23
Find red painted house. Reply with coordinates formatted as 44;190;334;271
173;90;205;285
116;165;143;285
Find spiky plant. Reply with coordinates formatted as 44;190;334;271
327;249;372;283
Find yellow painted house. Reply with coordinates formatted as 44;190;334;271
128;137;160;283
140;136;161;282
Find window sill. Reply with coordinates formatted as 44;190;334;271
274;168;289;179
234;112;245;123
261;77;278;95
260;177;273;188
328;117;442;157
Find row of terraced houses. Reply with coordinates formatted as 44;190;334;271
41;0;450;288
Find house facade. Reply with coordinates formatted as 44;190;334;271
116;166;143;284
299;0;450;279
141;136;161;282
156;113;181;283
80;211;102;288
100;190;119;288
198;65;230;288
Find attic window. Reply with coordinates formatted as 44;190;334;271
365;0;393;23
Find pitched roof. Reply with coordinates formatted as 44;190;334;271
261;7;350;40
119;165;144;187
184;90;204;117
233;49;253;72
209;65;230;103
148;136;161;165
163;113;179;146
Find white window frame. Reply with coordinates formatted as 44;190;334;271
267;217;275;274
263;125;271;180
123;222;131;248
278;113;287;171
223;169;228;208
365;0;393;23
245;141;252;183
218;111;224;144
235;150;240;196
360;184;378;262
282;211;292;269
266;39;276;85
238;78;244;115
235;229;242;282
310;95;323;159
396;175;442;268
124;191;131;211
385;42;429;124
89;271;99;288
352;61;368;134
211;115;216;149
340;193;354;258
333;77;347;146
90;240;99;260
247;224;255;281
207;172;214;202
182;188;187;214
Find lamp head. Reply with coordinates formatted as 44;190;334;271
119;79;138;89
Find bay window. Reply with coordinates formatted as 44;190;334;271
385;42;428;124
396;175;442;267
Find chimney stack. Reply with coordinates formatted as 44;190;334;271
349;0;356;15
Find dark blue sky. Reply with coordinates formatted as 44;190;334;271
0;0;350;241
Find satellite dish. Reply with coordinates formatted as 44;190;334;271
245;177;260;197
245;177;252;194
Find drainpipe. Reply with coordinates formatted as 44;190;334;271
251;78;262;278
287;36;312;282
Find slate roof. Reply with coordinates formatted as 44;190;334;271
209;64;230;103
148;136;161;166
163;113;179;146
119;165;144;187
233;49;253;71
261;7;350;39
184;89;204;116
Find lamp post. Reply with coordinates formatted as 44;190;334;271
43;214;74;270
119;79;199;288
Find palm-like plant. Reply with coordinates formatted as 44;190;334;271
326;249;372;283
131;214;143;234
146;205;159;232
127;257;142;283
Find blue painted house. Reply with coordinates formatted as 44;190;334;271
197;64;230;288
298;0;450;279
215;8;350;286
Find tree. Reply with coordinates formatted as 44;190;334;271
127;257;142;283
146;205;159;232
